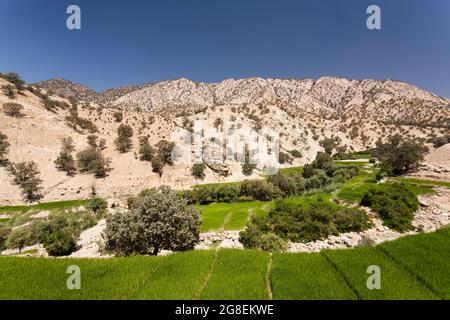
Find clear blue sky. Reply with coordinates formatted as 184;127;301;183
0;0;449;97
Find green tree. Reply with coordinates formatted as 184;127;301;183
115;124;133;153
6;227;30;253
373;134;429;173
113;111;123;123
1;85;16;99
191;163;206;179
76;147;112;178
155;140;175;165
0;131;10;164
54;137;76;175
138;136;155;161
103;186;201;256
0;72;25;93
8;161;44;202
151;156;164;177
302;164;315;195
3;102;23;117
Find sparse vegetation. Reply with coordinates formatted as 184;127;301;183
191;163;206;179
115;124;133;153
3;102;24;117
76;147;112;178
1;84;16;99
113;111;123;123
138;136;155;161
0;131;10;164
54;137;76;176
8;161;44;202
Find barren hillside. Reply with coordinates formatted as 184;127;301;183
1;76;449;205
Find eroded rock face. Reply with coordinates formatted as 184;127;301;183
69;219;108;258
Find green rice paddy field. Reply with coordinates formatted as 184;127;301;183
1;227;449;300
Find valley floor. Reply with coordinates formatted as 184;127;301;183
0;227;449;300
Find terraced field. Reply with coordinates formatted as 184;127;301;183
198;201;268;232
1;227;449;300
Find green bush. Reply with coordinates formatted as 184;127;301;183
103;186;201;256
240;199;370;248
0;224;12;251
360;183;419;231
192;163;206;179
43;230;77;256
8;161;43;202
3;102;23;117
88;197;108;214
115;124;133;153
6;227;30;252
0;131;10;164
76;147;112;178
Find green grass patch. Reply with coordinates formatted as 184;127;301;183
130;250;215;299
379;228;450;299
336;170;377;203
199;249;269;299
389;177;450;189
271;252;357;299
323;247;438;299
279;166;303;176
198;201;266;232
0;228;450;299
0;199;90;214
0;256;164;300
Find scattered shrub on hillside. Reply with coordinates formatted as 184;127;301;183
0;72;25;93
113;111;123;123
87;135;99;148
76;147;112;178
115;124;133;153
242;163;256;176
361;183;419;231
65;108;97;133
151;156;164;177
54;136;76;176
155;139;175;165
319;137;341;155
427;135;450;148
289;149;302;158
2;102;23;117
0;131;10;164
192;163;206;179
279;152;293;164
138;136;155;161
8;161;43;202
103;186;201;256
1;84;16;99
